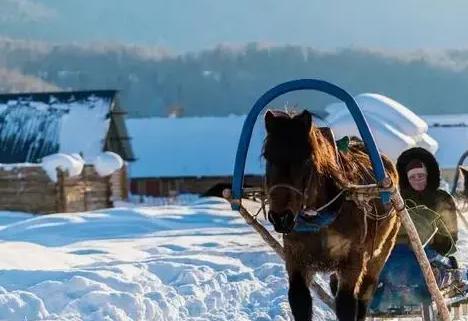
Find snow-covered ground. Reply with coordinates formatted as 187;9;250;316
0;197;467;321
0;197;334;321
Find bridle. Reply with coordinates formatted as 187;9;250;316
267;159;345;220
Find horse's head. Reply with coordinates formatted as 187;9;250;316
263;109;314;233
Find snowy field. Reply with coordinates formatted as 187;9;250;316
0;197;467;321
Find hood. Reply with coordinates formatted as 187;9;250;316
396;147;440;192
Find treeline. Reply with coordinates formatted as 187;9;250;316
1;39;468;117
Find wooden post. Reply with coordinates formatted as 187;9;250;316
56;168;67;213
106;175;114;208
393;193;450;321
83;183;90;212
120;165;129;201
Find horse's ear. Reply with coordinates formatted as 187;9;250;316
265;110;276;133
294;110;312;133
461;166;468;177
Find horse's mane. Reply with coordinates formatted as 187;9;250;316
262;110;397;188
309;125;396;188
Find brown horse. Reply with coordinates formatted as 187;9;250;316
263;109;400;321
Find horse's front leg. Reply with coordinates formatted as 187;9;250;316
288;270;312;321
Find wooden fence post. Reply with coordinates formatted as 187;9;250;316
106;175;113;208
121;165;129;201
56;168;67;213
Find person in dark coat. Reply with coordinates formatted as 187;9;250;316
369;147;459;313
396;147;458;258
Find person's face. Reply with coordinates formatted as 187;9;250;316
408;172;427;192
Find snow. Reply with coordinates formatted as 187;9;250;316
325;93;437;161
0;94;112;163
58;96;111;162
126;116;266;178
326;93;428;137
0;162;38;171
93;152;124;177
0;198;327;320
421;114;468;170
425;126;468;169
0;198;467;320
41;153;84;182
328;112;417;160
423;113;468;127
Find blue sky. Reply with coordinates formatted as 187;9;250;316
1;0;468;52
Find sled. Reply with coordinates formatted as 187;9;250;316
368;243;468;320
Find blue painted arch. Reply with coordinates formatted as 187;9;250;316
231;79;391;209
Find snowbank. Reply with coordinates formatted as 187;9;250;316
41;153;84;182
0;199;335;321
326;93;427;137
93;152;123;177
0;198;466;320
325;93;437;160
330;112;417;160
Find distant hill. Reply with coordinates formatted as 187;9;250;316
0;67;60;93
1;38;468;117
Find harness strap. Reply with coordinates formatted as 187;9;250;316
303;190;345;217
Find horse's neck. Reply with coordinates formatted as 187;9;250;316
308;171;340;209
308;128;343;207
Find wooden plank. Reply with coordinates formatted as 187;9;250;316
56;168;66;213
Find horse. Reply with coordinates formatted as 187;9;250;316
263;109;401;321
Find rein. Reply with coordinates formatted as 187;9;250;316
266;178;396;232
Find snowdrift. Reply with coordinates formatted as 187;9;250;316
325;93;437;160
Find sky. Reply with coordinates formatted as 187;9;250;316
1;0;468;52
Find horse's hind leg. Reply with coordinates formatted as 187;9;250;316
288;270;312;321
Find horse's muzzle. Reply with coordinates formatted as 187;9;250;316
268;209;296;233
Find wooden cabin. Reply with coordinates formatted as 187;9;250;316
0;90;135;213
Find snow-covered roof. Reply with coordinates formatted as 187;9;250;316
0;90;135;163
127;116;266;178
421;114;468;169
422;113;468;127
